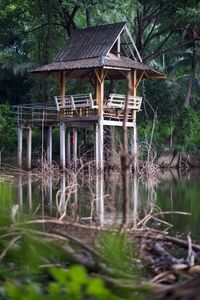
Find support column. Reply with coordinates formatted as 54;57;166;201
98;120;104;171
47;126;52;165
95;69;105;171
60;122;66;169
95;124;99;169
48;176;53;215
18;127;23;169
67;130;71;164
72;128;77;166
18;174;23;208
27;174;32;212
27;127;32;170
96;172;104;227
131;70;138;172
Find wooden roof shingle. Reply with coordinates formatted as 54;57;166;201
55;22;126;62
30;22;165;79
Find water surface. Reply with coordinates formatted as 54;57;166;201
0;169;200;237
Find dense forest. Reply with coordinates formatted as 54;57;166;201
0;0;200;158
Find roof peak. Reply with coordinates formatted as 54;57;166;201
76;21;126;32
55;22;126;62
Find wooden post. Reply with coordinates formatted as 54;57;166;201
95;69;105;171
67;130;71;164
131;70;138;172
18;126;23;169
27;127;32;170
47;126;52;165
60;122;66;169
60;72;66;116
72;128;77;166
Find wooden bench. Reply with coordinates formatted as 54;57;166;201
104;93;142;120
105;93;142;111
54;93;97;111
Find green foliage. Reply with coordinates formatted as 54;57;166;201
5;265;120;300
0;104;17;156
174;107;194;152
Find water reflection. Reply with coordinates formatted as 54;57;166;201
9;168;200;235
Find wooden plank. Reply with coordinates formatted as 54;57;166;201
125;26;142;62
102;120;135;127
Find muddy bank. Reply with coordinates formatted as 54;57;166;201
157;148;200;168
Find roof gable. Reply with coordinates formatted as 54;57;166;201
55;22;126;62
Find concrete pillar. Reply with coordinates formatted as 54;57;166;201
47;126;52;165
60;122;66;169
96;172;104;227
48;176;53;215
99;120;104;171
27;127;32;170
67;130;71;164
72;128;77;166
95;123;99;169
18;175;23;208
17;127;23;169
27;174;32;212
131;122;137;172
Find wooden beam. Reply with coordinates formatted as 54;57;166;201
94;69;101;84
117;36;120;58
125;26;142;62
60;72;66;117
136;71;145;88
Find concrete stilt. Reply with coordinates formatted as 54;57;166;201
96;172;104;227
98;120;104;171
27;174;32;212
60;122;66;169
47;126;52;165
72;128;77;166
18;175;23;208
18;127;23;169
67;130;71;164
131;121;137;172
95;123;99;169
27;127;32;170
48;176;53;215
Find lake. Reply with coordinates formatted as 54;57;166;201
0;168;200;238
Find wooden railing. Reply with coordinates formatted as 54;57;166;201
104;94;142;111
13;94;142;125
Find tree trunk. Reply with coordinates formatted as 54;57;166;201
184;42;196;108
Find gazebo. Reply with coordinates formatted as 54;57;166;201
16;22;165;170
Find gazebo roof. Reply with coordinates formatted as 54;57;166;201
30;22;165;80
